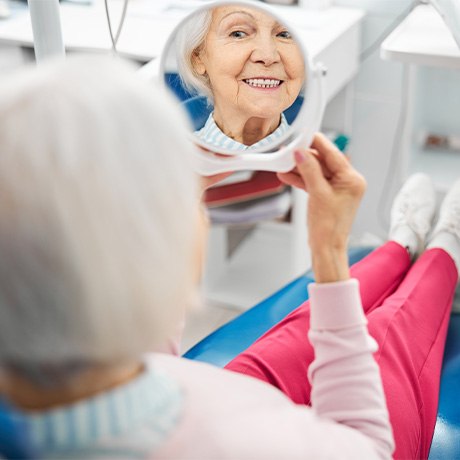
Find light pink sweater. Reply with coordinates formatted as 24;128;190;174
153;279;395;460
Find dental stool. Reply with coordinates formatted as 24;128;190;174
184;247;460;459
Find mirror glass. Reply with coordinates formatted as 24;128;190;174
161;2;307;155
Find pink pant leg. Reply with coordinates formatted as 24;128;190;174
226;244;457;458
225;242;411;404
366;248;458;460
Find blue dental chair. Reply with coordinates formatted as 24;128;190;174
1;250;457;459
184;247;460;459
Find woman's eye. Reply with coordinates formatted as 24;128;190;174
229;30;248;39
277;30;292;39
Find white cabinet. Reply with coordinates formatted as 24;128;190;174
381;4;460;193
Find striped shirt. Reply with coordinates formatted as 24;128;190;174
9;361;183;459
195;113;289;151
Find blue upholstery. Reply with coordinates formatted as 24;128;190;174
0;400;36;459
164;72;195;102
184;247;460;459
429;313;460;459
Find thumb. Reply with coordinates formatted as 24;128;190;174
294;150;326;192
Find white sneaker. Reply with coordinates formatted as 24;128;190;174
427;179;460;280
430;179;460;243
389;173;436;257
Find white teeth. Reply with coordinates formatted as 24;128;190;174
244;78;281;88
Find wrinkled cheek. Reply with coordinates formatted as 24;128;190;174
285;55;306;84
235;82;243;105
208;66;238;93
285;81;303;105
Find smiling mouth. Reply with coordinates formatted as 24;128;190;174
243;78;283;89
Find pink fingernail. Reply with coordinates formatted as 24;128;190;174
294;150;305;163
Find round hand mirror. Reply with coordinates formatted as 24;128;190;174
158;0;327;174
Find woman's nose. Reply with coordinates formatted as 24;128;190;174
250;36;280;66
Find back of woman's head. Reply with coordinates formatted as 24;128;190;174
0;56;199;378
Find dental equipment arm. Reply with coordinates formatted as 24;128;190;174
428;0;460;48
28;0;65;63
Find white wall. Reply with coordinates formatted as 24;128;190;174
329;0;415;241
0;44;33;73
329;0;460;242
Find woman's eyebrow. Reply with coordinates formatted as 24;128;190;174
219;10;255;24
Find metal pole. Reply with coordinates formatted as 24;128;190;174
28;0;65;63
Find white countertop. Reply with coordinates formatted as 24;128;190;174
381;4;460;69
0;0;364;62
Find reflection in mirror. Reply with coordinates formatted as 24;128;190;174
163;3;306;153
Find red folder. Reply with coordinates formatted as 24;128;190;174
204;171;286;208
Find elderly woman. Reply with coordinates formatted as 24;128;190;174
0;56;460;460
176;5;305;150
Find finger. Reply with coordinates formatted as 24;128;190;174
283;151;332;179
311;133;348;174
309;149;333;180
294;149;327;191
277;171;306;190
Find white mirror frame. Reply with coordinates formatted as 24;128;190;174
158;0;327;175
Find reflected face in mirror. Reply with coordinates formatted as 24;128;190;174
176;5;305;149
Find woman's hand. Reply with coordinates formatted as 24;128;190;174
277;133;366;283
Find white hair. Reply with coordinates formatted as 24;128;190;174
0;56;199;380
174;9;213;102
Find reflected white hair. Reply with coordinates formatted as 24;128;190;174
174;9;213;102
0;56;199;381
